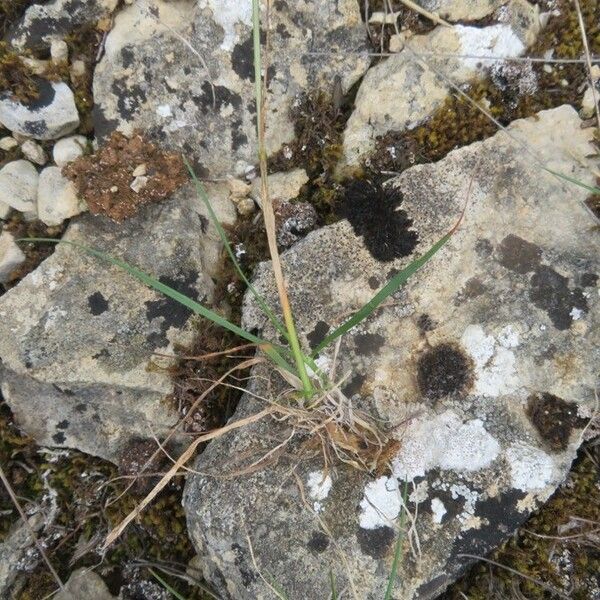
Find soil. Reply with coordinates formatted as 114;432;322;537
63;131;187;222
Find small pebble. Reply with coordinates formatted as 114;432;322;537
70;59;86;79
0;137;18;151
20;140;48;165
0;160;38;213
0;231;26;283
236;197;256;216
50;39;69;63
132;163;147;177
53;135;88;167
110;185;119;193
38;166;84;226
0;201;10;220
130;175;149;193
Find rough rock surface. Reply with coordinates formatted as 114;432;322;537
0;185;233;463
0;160;38;213
414;0;505;21
93;0;369;178
53;135;88;167
54;568;116;600
0;515;43;597
8;0;119;51
340;0;540;169
184;106;599;599
0;80;79;141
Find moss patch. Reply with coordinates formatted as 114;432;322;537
0;41;39;103
368;0;600;173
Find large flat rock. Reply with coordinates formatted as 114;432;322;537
184;106;599;599
93;0;370;178
0;186;233;463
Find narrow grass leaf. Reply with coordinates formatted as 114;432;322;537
311;231;453;357
183;157;290;342
329;570;338;600
18;238;295;374
383;479;409;600
543;167;600;195
149;569;188;600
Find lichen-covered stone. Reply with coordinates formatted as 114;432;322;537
8;0;119;51
0;80;79;140
184;106;599;599
340;0;540;170
92;0;369;178
0;185;234;463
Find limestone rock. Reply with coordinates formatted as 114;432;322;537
8;0;119;51
413;0;505;21
340;0;540;170
92;0;369;178
0;160;38;213
0;186;229;462
184;106;599;599
0;80;80;141
0;136;19;151
581;65;600;119
37;166;86;226
0;202;10;220
53;135;89;167
0;231;26;283
55;569;116;600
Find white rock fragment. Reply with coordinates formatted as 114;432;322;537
307;471;333;513
53;135;88;166
0;136;19;151
235;197;256;216
0;231;26;283
0;81;79;140
132;163;147;177
0;202;10;220
359;476;401;529
156;104;172;118
20;140;48;165
37;166;84;226
368;11;400;24
50;39;69;63
251;168;308;205
130;175;149;193
430;498;447;524
0;160;39;213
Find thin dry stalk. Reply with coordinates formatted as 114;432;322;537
395;0;451;26
103;407;274;547
0;465;65;592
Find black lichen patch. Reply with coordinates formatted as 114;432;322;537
447;488;529;571
341;180;419;262
417;343;474;401
356;525;395;559
529;265;588;330
52;432;66;444
231;35;254;81
145;271;199;347
417;313;435;332
231;543;257;587
527;392;586;451
368;275;380;289
415;574;451;599
497;234;542;274
56;420;69;430
87;291;109;315
307;320;330;351
579;272;598;287
307;530;329;553
353;332;385;356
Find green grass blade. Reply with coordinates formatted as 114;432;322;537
149;569;188;600
543;167;600;195
183;158;290;343
329;570;338;600
311;231;453;357
384;480;409;600
18;238;295;374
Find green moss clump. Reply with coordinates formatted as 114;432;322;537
0;0;36;34
369;0;600;174
0;41;38;103
444;448;600;599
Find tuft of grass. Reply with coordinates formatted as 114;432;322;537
384;479;409;600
